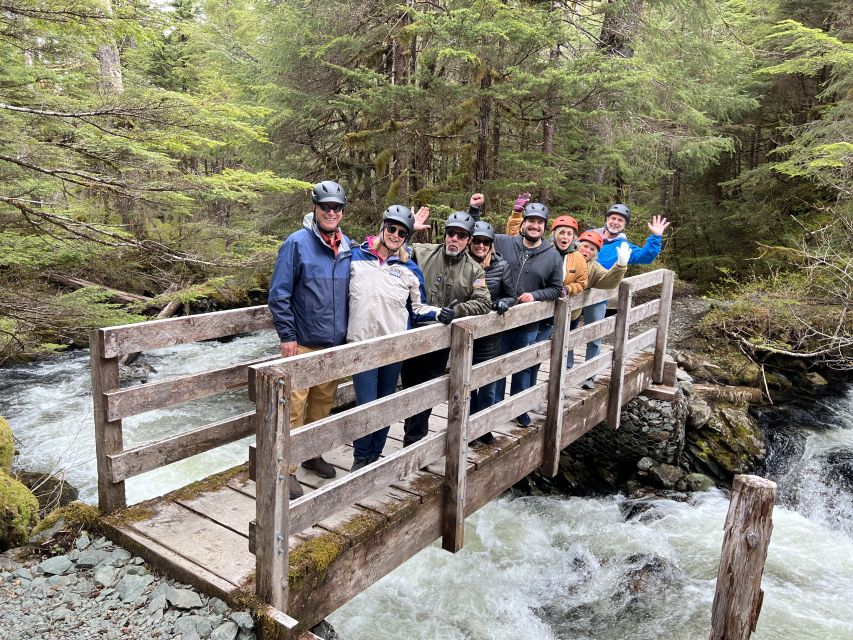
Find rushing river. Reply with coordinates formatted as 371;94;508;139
1;336;851;639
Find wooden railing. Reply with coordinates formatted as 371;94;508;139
248;268;674;623
90;268;674;627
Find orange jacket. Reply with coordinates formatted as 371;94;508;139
562;250;588;295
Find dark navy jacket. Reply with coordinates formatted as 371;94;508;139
268;216;352;347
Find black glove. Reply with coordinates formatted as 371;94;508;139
438;305;456;325
493;300;510;315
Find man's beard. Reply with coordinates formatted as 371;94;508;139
444;246;461;256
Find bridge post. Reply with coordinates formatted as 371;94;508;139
709;475;776;640
653;269;675;383
607;281;633;428
442;321;474;553
541;297;571;477
90;329;126;513
255;365;292;616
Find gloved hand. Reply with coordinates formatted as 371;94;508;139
616;242;632;267
513;192;532;212
438;299;459;325
493;299;510;315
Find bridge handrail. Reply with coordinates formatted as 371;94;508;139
90;269;671;515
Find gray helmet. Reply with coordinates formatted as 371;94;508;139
311;180;347;206
523;202;549;221
606;203;630;225
382;205;414;232
445;211;475;235
472;220;495;242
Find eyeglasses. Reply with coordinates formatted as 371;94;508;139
384;223;409;239
471;237;492;246
317;202;344;213
445;229;470;240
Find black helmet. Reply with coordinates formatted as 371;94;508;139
605;203;630;225
311;180;347;206
523;202;549;221
472;220;495;242
445;211;475;235
382;205;414;232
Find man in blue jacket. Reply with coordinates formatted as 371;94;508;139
578;203;669;388
268;180;352;498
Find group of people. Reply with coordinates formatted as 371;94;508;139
268;181;669;498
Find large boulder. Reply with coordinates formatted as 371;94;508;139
0;417;14;472
685;403;766;482
0;469;39;550
14;472;79;512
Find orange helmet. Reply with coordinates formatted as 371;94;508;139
578;230;603;250
551;215;578;233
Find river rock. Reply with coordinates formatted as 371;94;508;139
687;397;712;429
806;372;829;387
684;403;766;483
165;584;204;609
14;471;80;512
36;554;71;576
684;473;716;492
211;620;239;640
116;573;154;602
818;448;853;491
231;611;254;630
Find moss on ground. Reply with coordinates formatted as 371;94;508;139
0;416;14;472
0;470;39;550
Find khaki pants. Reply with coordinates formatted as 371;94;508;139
288;344;340;473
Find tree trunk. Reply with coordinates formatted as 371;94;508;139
97;1;123;95
474;70;492;191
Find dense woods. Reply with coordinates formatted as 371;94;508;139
0;0;850;366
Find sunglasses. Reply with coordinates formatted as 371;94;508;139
471;237;492;246
317;202;344;213
384;223;409;239
445;229;470;240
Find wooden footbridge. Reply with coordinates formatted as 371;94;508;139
90;269;676;639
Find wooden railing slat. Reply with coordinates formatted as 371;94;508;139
107;413;255;482
90;329;126;513
653;270;675;383
542;298;571;478
99;305;273;359
607;282;634;428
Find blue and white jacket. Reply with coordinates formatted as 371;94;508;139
347;239;441;343
268;214;352;347
593;227;662;269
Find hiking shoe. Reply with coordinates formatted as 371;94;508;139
351;458;369;472
302;456;336;479
289;474;303;500
580;378;595;390
477;432;496;445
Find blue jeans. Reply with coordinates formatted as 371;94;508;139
567;300;607;369
503;323;540;426
352;362;403;461
527;319;553;386
470;378;498;414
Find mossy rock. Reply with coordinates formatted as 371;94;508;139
32;501;100;536
0;469;40;551
0;416;14;472
679;338;761;387
686;403;766;481
15;471;79;512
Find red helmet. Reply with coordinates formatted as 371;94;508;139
551;215;578;232
578;230;603;250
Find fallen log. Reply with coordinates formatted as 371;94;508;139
49;274;151;305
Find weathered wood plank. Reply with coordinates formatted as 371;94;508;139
469;340;551;389
469;299;556;339
709;474;776;640
107;412;254;482
289;377;447;463
467;383;548;442
542;298;571;477
99;305;273;358
175;485;256;538
653;270;675;383
106;356;275;421
621;269;665;291
254;366;291;612
90;329;126;512
607;281;633;428
128;501;255;586
641;385;678;401
443;321;474;552
288;430;446;535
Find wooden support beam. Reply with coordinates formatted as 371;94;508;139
254;365;292;615
709;474;776;640
653;269;675;383
607;281;633;428
443;321;474;553
541;297;570;477
90;329;126;513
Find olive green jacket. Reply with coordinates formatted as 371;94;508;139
410;243;492;318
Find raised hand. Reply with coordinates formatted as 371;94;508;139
648;215;670;236
414;206;431;232
469;193;485;209
513;192;532;212
616;242;632;267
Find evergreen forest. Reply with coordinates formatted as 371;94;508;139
0;0;850;367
